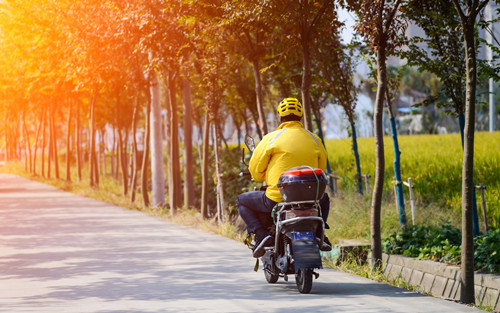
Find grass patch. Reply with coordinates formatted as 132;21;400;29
326;132;500;228
324;189;461;246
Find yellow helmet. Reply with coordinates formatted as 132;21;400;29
277;98;303;117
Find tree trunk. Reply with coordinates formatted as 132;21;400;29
460;21;477;306
182;77;195;209
76;100;82;181
48;108;53;179
21;112;27;171
249;108;263;140
32;108;43;175
167;72;182;214
370;43;387;271
301;40;314;131
141;94;151;208
458;114;480;236
213;121;226;225
129;94;140;204
13;111;20;160
312;108;334;193
217;123;229;150
111;126;116;178
66;98;72;182
22;111;32;173
200;113;210;219
235;119;242;151
41;104;47;178
124;127;129;179
5;119;10;161
93;130;100;186
4;120;8;161
51;104;60;179
118;128;128;196
98;129;104;177
90;94;97;187
22;113;28;172
251;59;268;135
150;71;165;207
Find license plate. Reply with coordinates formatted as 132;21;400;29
293;231;314;241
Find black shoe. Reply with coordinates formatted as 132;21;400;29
320;236;332;252
253;234;273;258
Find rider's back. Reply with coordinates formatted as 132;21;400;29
249;120;327;202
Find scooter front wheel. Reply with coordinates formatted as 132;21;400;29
295;268;313;293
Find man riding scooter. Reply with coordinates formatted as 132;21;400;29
237;97;332;258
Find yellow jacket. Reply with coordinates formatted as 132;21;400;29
249;121;328;202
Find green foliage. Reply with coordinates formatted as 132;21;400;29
474;228;500;274
402;0;467;115
383;225;500;274
219;147;256;216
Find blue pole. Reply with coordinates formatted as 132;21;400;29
351;122;364;195
237;127;241;151
389;117;407;228
315;118;334;193
458;114;480;237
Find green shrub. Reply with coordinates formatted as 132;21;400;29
383;223;461;262
474;228;500;274
383;224;500;274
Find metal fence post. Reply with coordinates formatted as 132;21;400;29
475;184;488;232
402;178;416;225
362;174;371;195
408;178;415;225
392;177;398;211
326;171;341;197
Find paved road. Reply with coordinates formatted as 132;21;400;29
0;173;483;313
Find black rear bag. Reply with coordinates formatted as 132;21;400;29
277;166;327;202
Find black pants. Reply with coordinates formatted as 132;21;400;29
237;192;330;234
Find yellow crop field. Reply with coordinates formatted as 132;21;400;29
325;131;500;228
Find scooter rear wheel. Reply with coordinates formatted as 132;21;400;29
295;268;313;293
264;268;279;283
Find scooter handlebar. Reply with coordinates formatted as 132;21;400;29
239;171;251;177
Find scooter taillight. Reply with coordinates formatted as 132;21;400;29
283;168;324;176
285;208;318;220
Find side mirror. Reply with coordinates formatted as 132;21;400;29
244;134;255;153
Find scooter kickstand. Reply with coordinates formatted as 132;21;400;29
283;274;288;282
313;271;319;279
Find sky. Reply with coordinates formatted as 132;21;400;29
338;7;356;44
322;8;376;139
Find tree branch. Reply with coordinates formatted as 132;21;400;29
484;23;500;46
384;0;403;32
452;0;467;22
475;0;489;17
306;0;333;39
